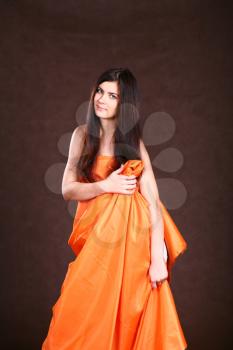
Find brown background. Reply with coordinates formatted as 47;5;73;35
1;1;232;349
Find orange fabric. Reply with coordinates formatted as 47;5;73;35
42;156;188;350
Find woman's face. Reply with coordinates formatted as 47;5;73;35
94;81;120;119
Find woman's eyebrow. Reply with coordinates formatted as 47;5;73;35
98;86;119;96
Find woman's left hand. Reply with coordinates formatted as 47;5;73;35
148;258;168;289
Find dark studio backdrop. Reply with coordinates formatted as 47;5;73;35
1;1;232;349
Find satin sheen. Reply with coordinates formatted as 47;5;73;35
42;156;188;350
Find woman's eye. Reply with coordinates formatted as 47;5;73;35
96;88;117;99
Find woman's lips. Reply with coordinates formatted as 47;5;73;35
96;104;107;111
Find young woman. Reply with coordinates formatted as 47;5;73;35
42;67;188;349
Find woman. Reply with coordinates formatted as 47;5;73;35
42;67;188;349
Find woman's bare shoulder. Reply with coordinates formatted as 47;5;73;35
80;123;87;133
139;138;149;159
66;124;87;165
73;123;87;138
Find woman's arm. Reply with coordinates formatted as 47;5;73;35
62;125;106;201
138;139;165;263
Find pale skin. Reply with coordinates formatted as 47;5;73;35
62;81;168;288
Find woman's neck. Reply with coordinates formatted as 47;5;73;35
99;119;116;139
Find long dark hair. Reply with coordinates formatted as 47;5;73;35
77;67;142;182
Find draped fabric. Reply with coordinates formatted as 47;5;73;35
42;156;188;350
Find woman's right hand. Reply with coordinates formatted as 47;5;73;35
102;164;137;195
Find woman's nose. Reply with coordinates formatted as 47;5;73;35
98;93;107;104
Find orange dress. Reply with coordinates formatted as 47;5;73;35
42;155;188;350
